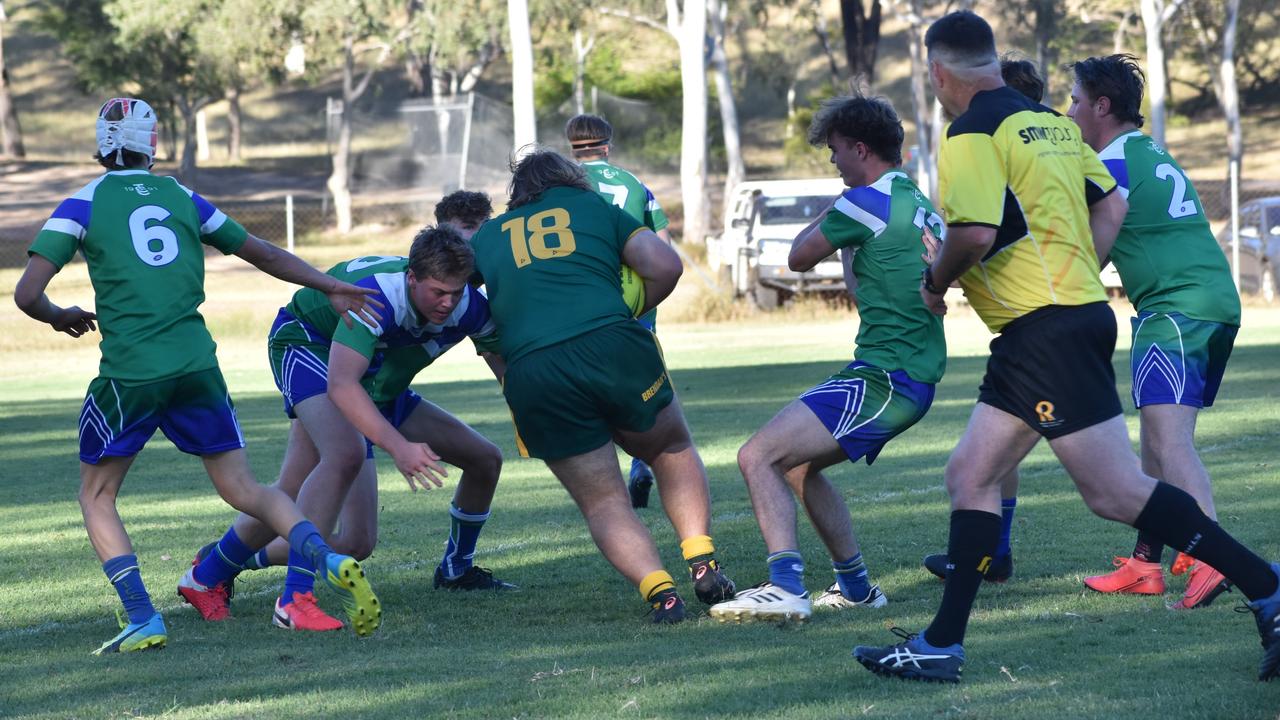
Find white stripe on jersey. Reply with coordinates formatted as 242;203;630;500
833;196;888;237
201;209;228;235
41;217;86;240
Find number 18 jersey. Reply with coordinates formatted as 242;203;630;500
28;169;249;383
471;186;645;364
1098;131;1240;325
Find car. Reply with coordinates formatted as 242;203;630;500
705;178;848;309
1217;197;1280;303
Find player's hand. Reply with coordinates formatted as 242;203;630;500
920;224;941;264
920;284;948;317
390;439;447;491
326;281;385;330
51;306;97;338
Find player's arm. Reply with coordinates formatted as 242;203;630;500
788;204;837;272
234;235;383;328
1088;190;1127;265
622;229;682;316
327;342;448;491
13;254;97;338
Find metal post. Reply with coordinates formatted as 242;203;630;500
458;92;476;190
1230;158;1240;291
286;194;295;253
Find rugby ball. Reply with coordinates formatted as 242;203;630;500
620;264;646;318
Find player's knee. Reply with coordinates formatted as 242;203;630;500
319;441;366;478
332;531;376;560
465;440;503;483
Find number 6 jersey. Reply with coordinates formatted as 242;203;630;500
28;169;249;383
1097;130;1240;325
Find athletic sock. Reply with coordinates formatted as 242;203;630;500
767;550;805;597
639;570;676;601
193;527;255;588
1132;531;1164;564
924;510;1001;649
281;550;317;606
243;548;273;570
103;554;156;625
1134;482;1279;601
680;535;715;562
997;497;1017;559
833;553;871;599
440;503;490;580
287;520;335;572
630;457;653;481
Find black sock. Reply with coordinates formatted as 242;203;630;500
1134;483;1279;601
1132;532;1163;563
924;510;1001;648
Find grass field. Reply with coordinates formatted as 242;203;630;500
1;253;1279;719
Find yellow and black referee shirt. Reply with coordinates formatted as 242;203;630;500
938;86;1115;332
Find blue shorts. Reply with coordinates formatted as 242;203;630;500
1130;312;1237;408
799;361;935;465
79;368;245;464
267;309;335;419
365;390;423;459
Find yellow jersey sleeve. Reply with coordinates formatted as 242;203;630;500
1081;143;1117;206
939;132;1005;227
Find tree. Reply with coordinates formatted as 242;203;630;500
295;1;407;233
675;0;709;245
840;0;881;86
509;0;536;152
708;0;743;208
0;1;26;157
810;0;842;86
1139;0;1188;145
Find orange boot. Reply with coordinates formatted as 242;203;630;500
1084;556;1165;594
1172;561;1232;609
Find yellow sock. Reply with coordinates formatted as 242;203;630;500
680;535;715;561
639;570;676;601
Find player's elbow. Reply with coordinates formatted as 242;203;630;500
13;280;40;313
788;250;816;273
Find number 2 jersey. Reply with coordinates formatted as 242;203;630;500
280;256;497;405
1097;131;1240;325
28;169;249;383
471;186;645;364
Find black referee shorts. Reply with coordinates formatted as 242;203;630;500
978;302;1123;439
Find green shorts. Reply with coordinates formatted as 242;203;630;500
503;321;674;460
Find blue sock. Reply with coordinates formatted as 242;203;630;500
243;548;273;570
440;503;489;580
193;527;255;587
833;553;871;600
997;498;1017;559
281;549;317;606
287;520;334;572
103;554;156;625
767;550;805;596
630;457;652;481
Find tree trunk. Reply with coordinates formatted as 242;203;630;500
328;40;356;234
0;4;26;159
1140;0;1182;145
678;0;709;245
178;99;199;180
1220;0;1241;166
840;0;882;87
906;7;936;198
508;0;536;153
225;85;242;162
1033;0;1058;99
811;0;842;86
708;0;743;211
573;29;595;115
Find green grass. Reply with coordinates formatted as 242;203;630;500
2;277;1280;717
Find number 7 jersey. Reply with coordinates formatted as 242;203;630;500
28;169;249;383
1098;131;1240;324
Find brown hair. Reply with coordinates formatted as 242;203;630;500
434;190;493;227
507;147;594;210
408;224;475;281
565;114;612;158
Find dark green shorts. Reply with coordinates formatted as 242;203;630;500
503;321;674;460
